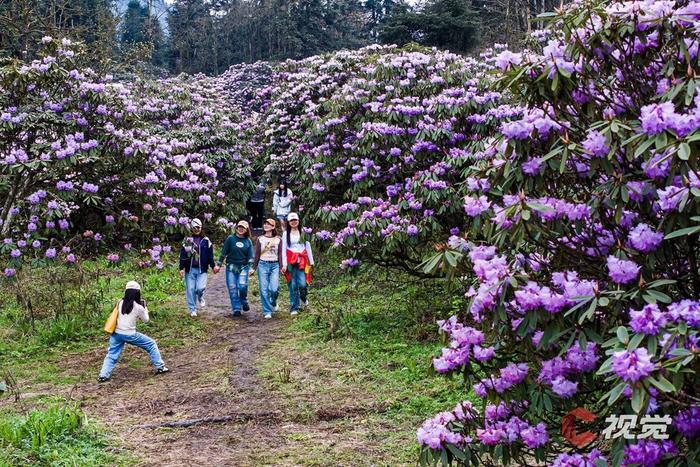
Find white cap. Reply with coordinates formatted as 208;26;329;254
125;280;141;291
190;218;202;229
288;212;299;221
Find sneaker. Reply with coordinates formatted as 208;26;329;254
155;367;170;375
264;314;272;319
97;376;109;383
242;303;250;312
290;310;298;316
199;298;206;308
273;304;279;312
190;310;198;317
302;298;309;307
233;310;242;317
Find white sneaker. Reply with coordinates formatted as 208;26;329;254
302;299;309;307
190;310;197;317
264;314;272;319
199;298;206;308
273;304;279;312
290;310;298;316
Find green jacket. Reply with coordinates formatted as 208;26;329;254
218;235;254;270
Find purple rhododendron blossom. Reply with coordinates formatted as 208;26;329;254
612;348;656;383
607;256;640;284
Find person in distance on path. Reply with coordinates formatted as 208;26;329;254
272;179;293;231
250;218;283;319
98;281;169;382
218;220;254;317
179;218;217;318
281;212;314;316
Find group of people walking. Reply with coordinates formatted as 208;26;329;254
98;181;310;382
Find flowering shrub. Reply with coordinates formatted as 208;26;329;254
255;43;508;272
0;38;255;274
250;0;700;464
413;1;700;464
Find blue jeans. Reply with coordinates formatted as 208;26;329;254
226;265;249;313
185;267;208;312
257;260;279;315
288;264;307;312
99;332;165;378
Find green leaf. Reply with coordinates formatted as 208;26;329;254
578;298;598;324
631;387;645;413
446;444;467;461
616;326;629;344
678;142;692;161
649;376;675;393
646;289;672;304
607;382;626;405
646;279;677;288
628;333;644;350
664;225;700;239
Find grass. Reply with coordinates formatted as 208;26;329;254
0;257;205;387
0;257;203;466
0;401;131;466
257;258;476;465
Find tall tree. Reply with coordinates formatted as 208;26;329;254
0;0;117;63
380;0;481;54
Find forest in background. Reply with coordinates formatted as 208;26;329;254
0;0;563;76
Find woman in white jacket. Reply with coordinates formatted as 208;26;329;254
272;181;293;230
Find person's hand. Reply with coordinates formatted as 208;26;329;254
248;268;255;277
310;265;315;273
281;266;287;274
213;265;220;274
179;269;185;279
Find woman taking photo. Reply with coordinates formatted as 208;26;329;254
250;218;282;319
281;212;314;316
272;180;293;230
98;281;169;382
218;220;254;316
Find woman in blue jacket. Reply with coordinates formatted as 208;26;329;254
179;218;216;317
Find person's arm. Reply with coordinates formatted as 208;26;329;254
179;245;188;271
305;239;314;265
281;234;288;268
252;237;261;270
273;192;279;212
218;237;229;266
140;303;150;324
207;239;216;269
247;238;255;266
277;237;283;265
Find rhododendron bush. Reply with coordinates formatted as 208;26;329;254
256;44;507;271
0;39;255;274
252;1;700;465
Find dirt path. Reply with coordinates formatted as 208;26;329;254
47;272;394;466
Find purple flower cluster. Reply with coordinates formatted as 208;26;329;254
552;449;606;467
607;256;640;284
611;348;656;383
537;341;598;398
623;440;677;467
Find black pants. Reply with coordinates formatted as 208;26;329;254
249;201;264;229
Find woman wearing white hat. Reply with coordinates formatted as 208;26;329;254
217;220;254;316
179;218;216;317
281;212;314;315
98;281;169;382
